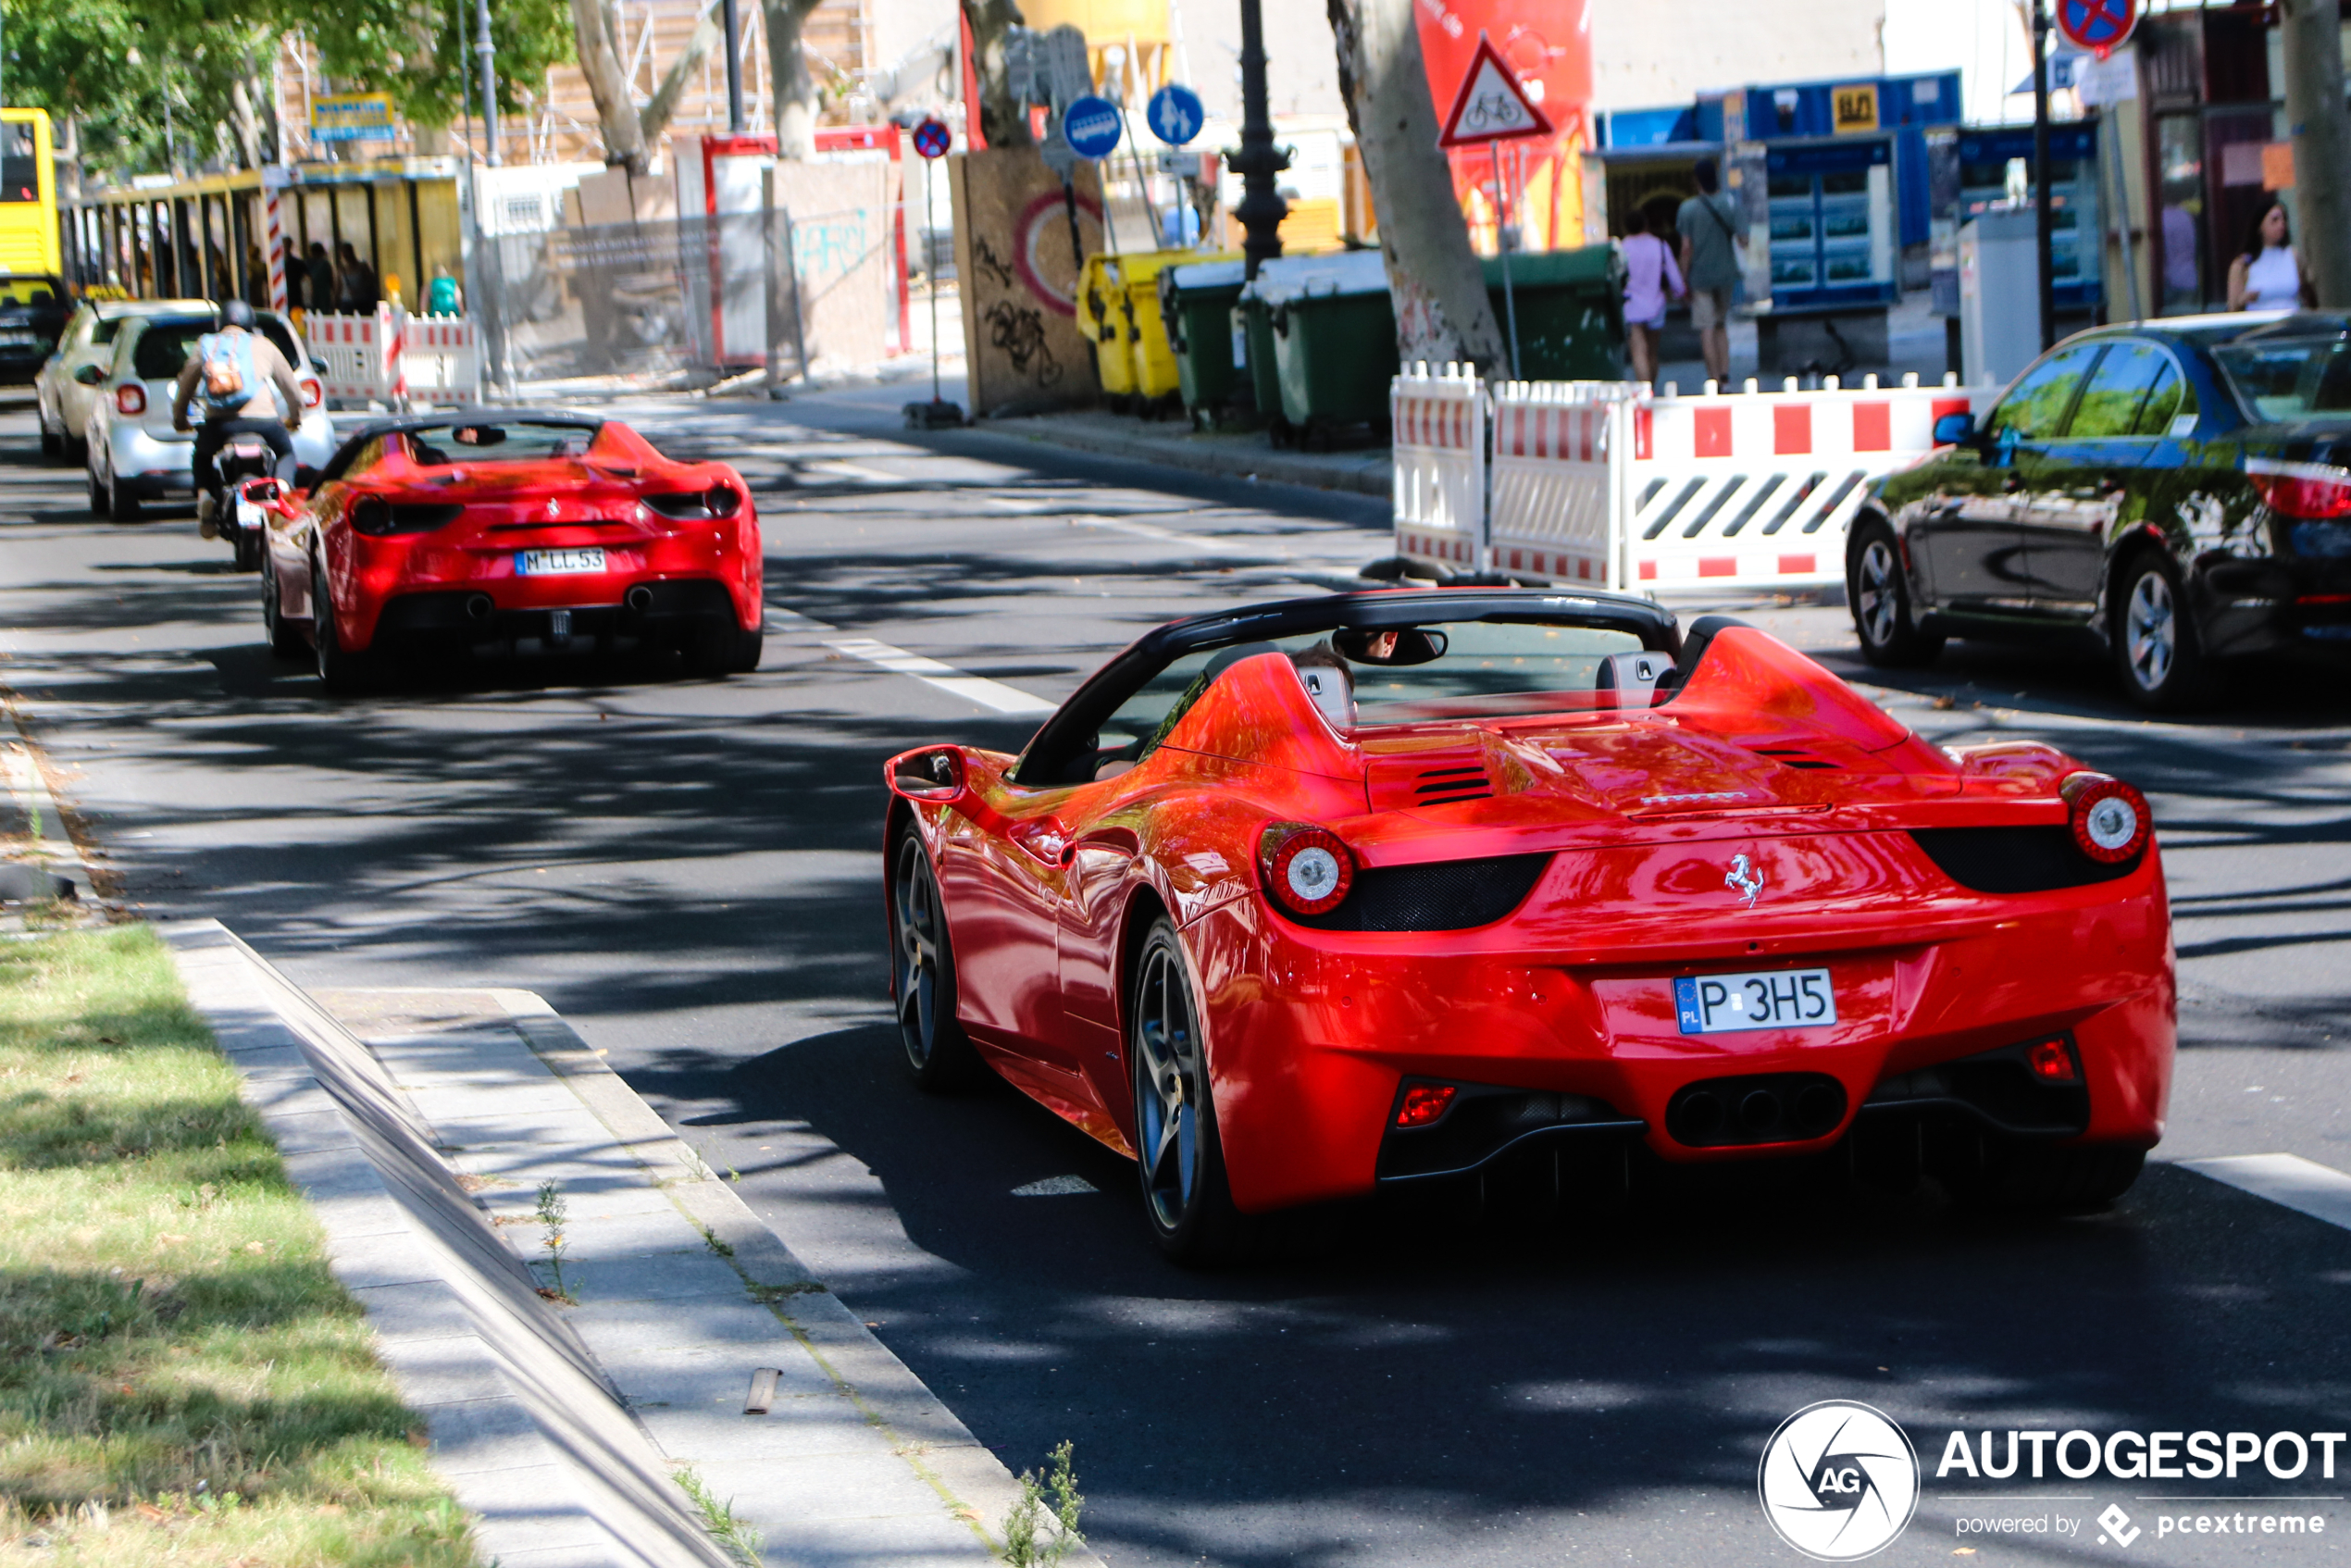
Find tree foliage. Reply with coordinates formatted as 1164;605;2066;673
0;0;572;184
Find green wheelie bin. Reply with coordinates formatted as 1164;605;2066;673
1242;251;1399;448
1484;244;1626;381
1161;258;1250;429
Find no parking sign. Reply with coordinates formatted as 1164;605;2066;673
2056;0;2137;55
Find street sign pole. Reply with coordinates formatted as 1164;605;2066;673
2033;0;2056;350
1489;142;1519;380
904;118;963;429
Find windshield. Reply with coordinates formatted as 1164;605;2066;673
404;422;601;465
2212;336;2351;422
1091;620;1649;765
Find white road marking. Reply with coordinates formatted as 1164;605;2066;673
2180;1153;2351;1233
1011;1176;1099;1197
825;637;1057;715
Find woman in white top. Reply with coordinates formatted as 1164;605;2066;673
2227;198;2315;311
1620;206;1686;385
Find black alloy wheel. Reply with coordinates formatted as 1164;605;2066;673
891;826;983;1090
1129;916;1249;1265
2110;551;2208;712
1848;518;1942;666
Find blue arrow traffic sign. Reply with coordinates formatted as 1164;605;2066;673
1147;83;1205;146
1062;95;1123;160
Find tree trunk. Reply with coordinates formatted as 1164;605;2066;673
1327;0;1505;374
2282;0;2351;306
229;78;266;170
960;0;1033;150
643;9;723;149
763;0;826;158
569;0;650;172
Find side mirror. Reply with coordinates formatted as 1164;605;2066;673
890;746;967;802
1932;411;1975;446
72;363;105;386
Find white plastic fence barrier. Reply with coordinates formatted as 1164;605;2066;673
304;305;481;411
1391;362;1486;576
1392;371;1996;592
1612;375;1984;591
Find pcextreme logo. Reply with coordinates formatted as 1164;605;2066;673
1759;1400;1922;1561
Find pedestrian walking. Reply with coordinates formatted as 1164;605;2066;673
307;243;336;315
1676;158;1744;385
1621;208;1685;387
2227;197;2316;311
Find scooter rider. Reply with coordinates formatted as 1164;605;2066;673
173;300;303;539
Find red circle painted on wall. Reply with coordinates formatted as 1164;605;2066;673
1014;189;1102;317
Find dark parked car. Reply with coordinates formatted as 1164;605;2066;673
1848;311;2351;709
0;272;70;382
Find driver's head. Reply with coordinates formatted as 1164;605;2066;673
220;299;255;331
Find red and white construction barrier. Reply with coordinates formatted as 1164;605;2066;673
1391;363;1486;575
1392;371;1996;593
304;305;481;412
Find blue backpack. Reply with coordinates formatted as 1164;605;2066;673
194;331;258;418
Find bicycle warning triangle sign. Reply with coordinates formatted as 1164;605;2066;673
1437;33;1554;148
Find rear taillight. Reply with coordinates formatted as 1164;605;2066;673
2246;458;2351;519
2060;772;2151;865
115;383;146;417
1258;823;1355;916
300;378;322;409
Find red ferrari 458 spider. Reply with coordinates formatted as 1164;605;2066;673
881;590;2174;1263
254;411;762;691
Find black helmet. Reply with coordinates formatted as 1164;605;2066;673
220;299;255;330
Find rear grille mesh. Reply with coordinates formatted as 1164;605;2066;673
1287;852;1551;932
1909;827;2142;893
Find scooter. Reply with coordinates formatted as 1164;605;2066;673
206;431;280;573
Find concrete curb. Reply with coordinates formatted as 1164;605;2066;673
4;709;99;907
162;923;1101;1568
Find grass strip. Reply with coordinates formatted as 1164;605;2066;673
0;926;478;1565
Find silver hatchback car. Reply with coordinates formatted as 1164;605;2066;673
79;310;335;521
36;298;210;464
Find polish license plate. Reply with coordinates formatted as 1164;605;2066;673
1673;968;1837;1034
516;548;605;576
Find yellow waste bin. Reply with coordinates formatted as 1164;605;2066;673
1116;249;1239;410
1076;254;1137;405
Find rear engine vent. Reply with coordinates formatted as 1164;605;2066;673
1286;852;1551;932
1910;826;2143;893
1412;765;1493;805
352;500;463;537
1750;745;1841;771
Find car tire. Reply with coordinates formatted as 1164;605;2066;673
1129;915;1254;1266
38;418;61;463
1847;518;1943;667
1959;1141;2146;1213
232;525;262;574
87;469;107;519
104;464;139;524
261;556;305;659
311;565;375;695
2110;550;2208;712
890;824;985;1092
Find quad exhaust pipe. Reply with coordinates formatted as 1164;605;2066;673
625;585;653;613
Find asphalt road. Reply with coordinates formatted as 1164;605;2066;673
4;381;2349;1567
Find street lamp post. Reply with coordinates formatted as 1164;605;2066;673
476;0;501;168
2031;0;2055;350
1228;0;1288;280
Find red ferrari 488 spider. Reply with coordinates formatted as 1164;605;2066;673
882;591;2174;1263
255;411;762;691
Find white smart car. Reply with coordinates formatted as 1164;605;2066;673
35;298;210;464
80;308;334;521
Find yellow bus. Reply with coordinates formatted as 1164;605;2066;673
0;107;61;277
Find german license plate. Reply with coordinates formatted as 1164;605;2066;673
516;548;605;576
1673;968;1836;1034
